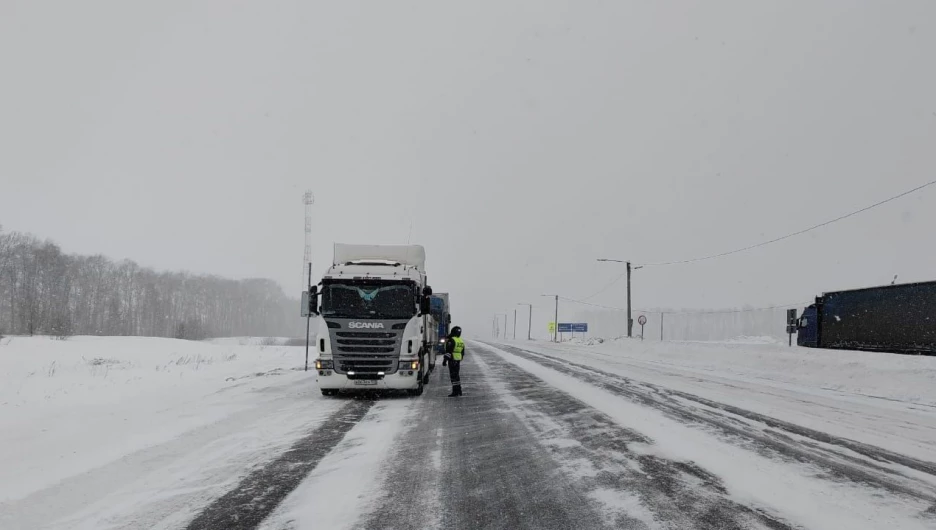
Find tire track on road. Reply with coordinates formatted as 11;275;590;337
476;346;793;530
354;374;449;530
186;399;375;530
360;352;608;530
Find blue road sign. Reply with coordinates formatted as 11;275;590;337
572;323;588;333
557;323;573;333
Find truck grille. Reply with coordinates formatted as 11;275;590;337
329;325;404;375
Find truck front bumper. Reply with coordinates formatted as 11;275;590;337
316;370;421;391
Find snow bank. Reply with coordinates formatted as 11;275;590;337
565;337;606;346
521;338;936;406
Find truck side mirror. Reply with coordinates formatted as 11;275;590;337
420;296;431;315
423;286;433;296
302;286;319;317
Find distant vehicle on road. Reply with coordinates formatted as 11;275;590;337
310;244;438;396
430;293;451;354
797;280;936;355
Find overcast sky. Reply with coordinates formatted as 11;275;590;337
2;1;934;337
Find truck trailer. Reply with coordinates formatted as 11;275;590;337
430;293;451;354
797;280;936;355
310;244;438;395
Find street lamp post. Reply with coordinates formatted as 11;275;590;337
596;259;642;338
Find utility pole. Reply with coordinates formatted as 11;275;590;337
541;294;559;342
513;309;517;340
495;313;507;340
518;303;532;340
626;261;632;338
661;312;665;341
597;259;641;338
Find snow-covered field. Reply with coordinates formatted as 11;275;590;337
0;336;331;529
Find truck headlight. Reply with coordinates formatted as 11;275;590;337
315;359;333;370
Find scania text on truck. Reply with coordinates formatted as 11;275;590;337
308;244;438;395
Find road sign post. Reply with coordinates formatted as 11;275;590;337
786;309;798;347
557;323;587;342
638;315;647;340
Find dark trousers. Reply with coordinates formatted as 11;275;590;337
448;359;461;394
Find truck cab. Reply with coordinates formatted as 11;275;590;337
312;244;435;396
796;304;819;348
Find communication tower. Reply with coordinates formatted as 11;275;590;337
303;191;315;287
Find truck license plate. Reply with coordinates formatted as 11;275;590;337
353;380;377;386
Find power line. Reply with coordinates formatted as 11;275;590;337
559;296;808;315
579;272;627;301
641;179;936;267
559;297;628;311
662;301;809;315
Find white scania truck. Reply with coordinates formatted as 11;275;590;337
309;244;438;396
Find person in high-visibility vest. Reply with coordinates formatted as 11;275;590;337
443;326;465;397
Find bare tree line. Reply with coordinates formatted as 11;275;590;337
0;226;301;340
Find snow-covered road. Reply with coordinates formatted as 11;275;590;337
2;336;935;529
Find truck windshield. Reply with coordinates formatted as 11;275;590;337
321;282;415;320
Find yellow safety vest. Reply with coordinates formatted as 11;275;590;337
452;337;465;361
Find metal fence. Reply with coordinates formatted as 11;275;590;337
574;305;799;343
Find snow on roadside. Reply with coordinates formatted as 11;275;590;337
205;336;306;347
509;338;936;407
480;342;936;530
257;398;416;530
0;336;311;505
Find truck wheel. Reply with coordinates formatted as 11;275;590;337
321;389;338;396
407;379;424;397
